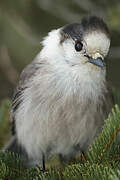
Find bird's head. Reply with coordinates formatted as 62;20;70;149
60;16;110;69
41;16;110;71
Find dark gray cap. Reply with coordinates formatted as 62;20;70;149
61;16;110;42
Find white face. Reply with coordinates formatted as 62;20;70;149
62;31;110;67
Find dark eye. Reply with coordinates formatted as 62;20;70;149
75;41;83;52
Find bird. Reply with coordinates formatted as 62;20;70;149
5;16;114;169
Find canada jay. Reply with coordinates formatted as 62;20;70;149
5;16;114;169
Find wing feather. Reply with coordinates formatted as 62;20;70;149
11;58;44;135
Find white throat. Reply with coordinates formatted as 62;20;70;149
39;29;106;102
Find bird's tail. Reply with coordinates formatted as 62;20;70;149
3;137;42;168
3;136;28;159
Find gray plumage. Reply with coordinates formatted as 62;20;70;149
4;16;114;168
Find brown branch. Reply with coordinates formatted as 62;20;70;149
98;125;120;161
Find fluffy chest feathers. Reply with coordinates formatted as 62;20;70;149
16;62;107;159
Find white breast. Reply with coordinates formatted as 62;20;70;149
15;60;107;161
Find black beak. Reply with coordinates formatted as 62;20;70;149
85;55;104;67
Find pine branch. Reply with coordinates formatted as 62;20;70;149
87;105;120;164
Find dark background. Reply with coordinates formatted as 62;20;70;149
0;0;120;101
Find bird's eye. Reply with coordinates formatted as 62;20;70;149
75;41;83;52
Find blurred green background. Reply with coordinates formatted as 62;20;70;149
0;0;120;101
